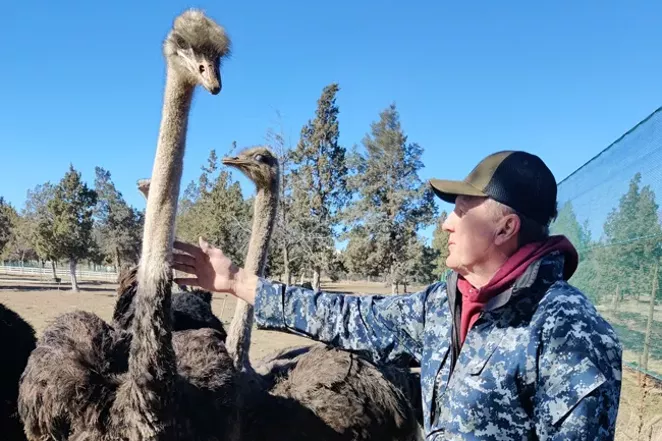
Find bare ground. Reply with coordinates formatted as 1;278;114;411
1;274;660;439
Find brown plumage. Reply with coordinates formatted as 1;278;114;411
218;147;422;441
17;9;236;441
112;265;227;340
0;303;36;441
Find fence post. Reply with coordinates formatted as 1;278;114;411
642;260;659;372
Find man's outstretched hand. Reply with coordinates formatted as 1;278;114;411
172;237;258;304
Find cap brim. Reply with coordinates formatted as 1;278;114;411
429;179;487;203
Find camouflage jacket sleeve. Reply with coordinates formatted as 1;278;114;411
253;278;437;365
532;303;622;440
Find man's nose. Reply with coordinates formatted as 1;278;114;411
442;212;456;232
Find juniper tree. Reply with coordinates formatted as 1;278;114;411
24;183;58;276
289;83;350;290
0;197;14;257
177;148;252;266
345;103;437;293
94;167;143;270
37;165;97;291
264;121;305;282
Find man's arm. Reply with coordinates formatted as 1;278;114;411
533;312;622;440
253;278;441;365
171;238;434;365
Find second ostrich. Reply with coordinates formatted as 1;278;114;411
18;9;236;441
0;303;36;441
200;147;421;440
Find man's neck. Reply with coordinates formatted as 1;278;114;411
461;254;510;288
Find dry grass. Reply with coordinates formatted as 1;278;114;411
1;273;660;438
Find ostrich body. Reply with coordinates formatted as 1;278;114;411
219;147;420;441
0;303;36;441
17;10;235;441
113;264;226;340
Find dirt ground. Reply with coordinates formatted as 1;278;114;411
1;274;661;439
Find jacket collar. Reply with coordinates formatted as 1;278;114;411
448;250;567;312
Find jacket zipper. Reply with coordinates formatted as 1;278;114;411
447;272;461;387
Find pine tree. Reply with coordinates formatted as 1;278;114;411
550;201;600;302
264;121;305;283
289;83;350;290
345;103;437;293
94;167;144;270
0;197;14;256
600;173;662;306
25;183;58;276
1;206;37;263
343;226;383;280
38;165;97;291
551;201;590;250
176;149;252;266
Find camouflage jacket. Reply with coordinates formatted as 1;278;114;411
254;251;623;440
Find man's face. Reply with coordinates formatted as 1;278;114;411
442;195;502;274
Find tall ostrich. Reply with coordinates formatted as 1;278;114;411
0;304;36;441
189;146;421;440
17;9;236;441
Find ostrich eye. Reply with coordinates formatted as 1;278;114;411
254;154;264;162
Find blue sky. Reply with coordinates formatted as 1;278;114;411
2;0;662;243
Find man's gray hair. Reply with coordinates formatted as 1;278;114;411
488;198;557;247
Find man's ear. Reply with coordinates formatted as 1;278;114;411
494;213;520;246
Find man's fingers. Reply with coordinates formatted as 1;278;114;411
174;240;203;258
173;262;196;275
173;253;197;268
173;277;201;287
199;236;212;254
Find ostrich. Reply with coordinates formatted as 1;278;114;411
112;179;227;339
189;146;421;440
0;304;36;441
112;264;226;340
17;9;236;441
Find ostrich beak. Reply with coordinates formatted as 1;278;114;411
200;62;221;95
222;156;247;166
137;179;151;200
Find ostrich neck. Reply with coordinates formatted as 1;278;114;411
140;70;193;265
129;68;193;402
227;185;278;371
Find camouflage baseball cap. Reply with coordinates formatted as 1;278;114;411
429;150;558;225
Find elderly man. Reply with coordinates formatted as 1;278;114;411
173;150;622;440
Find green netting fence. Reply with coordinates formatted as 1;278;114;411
551;106;662;381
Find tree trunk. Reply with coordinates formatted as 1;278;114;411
283;245;291;285
611;284;620;315
69;259;79;292
312;267;321;292
114;247;121;273
299;272;305;285
50;260;57;279
390;265;398;294
642;261;658;372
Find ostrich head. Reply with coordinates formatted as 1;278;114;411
222;147;279;189
137;179;151;200
163;9;231;95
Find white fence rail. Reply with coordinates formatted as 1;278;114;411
0;265;118;282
